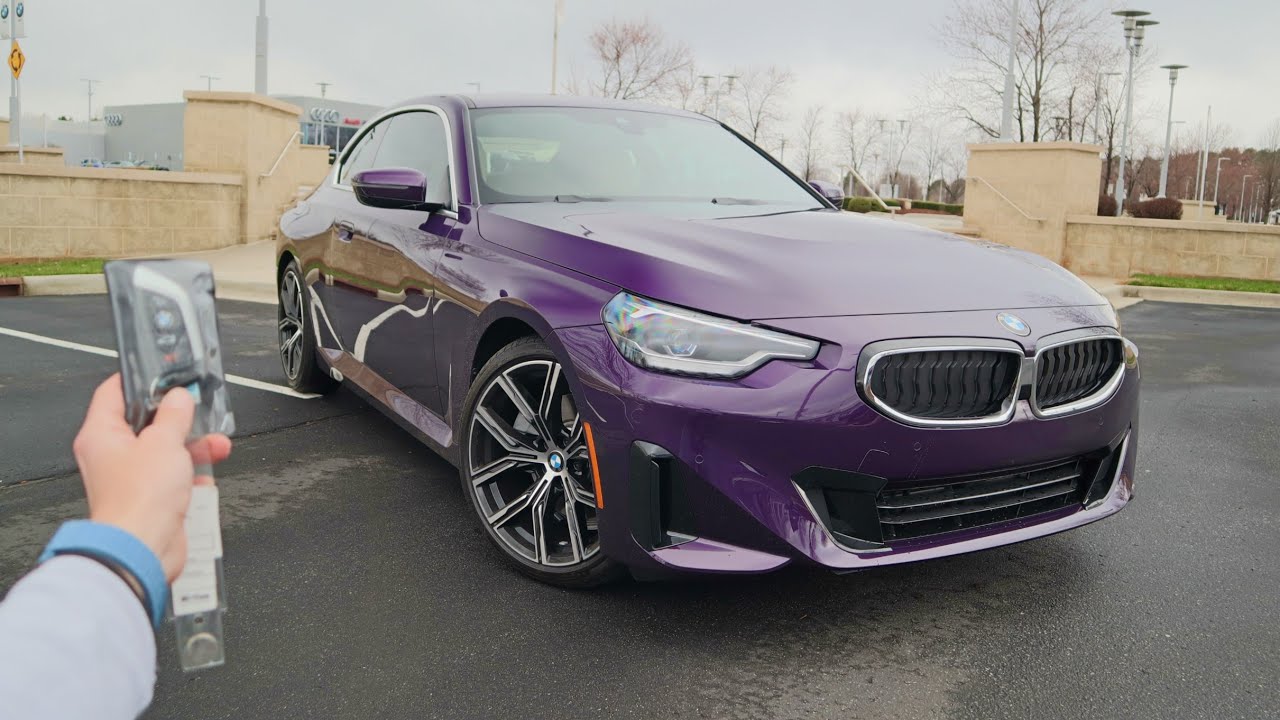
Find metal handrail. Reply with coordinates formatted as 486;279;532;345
967;176;1045;223
843;165;897;213
259;131;302;181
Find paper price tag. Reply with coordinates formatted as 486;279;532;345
171;485;221;615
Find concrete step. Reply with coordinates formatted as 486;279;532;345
953;225;983;238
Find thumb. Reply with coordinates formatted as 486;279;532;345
144;387;196;443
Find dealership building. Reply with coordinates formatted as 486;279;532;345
8;94;382;169
95;94;382;170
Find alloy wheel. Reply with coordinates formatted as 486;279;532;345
278;270;305;380
468;360;600;567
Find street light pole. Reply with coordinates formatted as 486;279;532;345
551;0;564;94
200;75;220;91
80;79;99;132
1113;10;1156;217
1238;175;1251;221
1157;64;1186;197
1212;156;1228;213
1000;0;1019;141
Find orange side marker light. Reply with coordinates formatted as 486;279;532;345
583;421;604;509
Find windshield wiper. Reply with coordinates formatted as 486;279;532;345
554;195;614;203
711;197;769;205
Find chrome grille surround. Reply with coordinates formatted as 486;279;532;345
1031;332;1125;418
857;338;1025;428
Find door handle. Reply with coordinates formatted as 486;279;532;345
336;221;356;242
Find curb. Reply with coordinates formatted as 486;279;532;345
1122;284;1280;309
21;274;107;296
7;273;275;304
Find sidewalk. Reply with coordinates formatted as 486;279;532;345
166;240;277;304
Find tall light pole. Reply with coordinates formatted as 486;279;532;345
1113;10;1156;216
1093;71;1121;144
551;0;564;94
255;0;269;94
1157;64;1187;197
316;81;331;98
1238;175;1251;221
1212;156;1228;212
200;75;220;91
81;78;99;126
1000;0;1019;141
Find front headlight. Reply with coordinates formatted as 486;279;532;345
602;292;819;378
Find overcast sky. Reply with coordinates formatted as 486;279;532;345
11;0;1280;151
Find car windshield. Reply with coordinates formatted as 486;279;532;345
470;107;822;208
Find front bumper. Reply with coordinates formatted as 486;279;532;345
554;304;1140;576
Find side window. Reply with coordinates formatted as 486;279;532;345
338;120;386;184
373;111;451;207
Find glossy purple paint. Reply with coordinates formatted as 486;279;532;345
350;167;430;208
278;94;1140;580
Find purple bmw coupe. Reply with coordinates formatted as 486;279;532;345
276;95;1140;586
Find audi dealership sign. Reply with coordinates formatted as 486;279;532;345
104;113;124;127
309;107;340;123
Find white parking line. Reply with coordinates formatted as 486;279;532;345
0;326;319;400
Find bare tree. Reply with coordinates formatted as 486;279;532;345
835;110;883;191
937;0;1112;142
1256;119;1280;219
798;105;827;182
727;65;794;143
916;123;954;201
585;18;693;102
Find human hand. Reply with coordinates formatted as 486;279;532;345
73;374;233;582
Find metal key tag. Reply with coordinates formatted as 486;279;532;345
104;259;235;672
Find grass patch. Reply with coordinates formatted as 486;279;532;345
1129;273;1280;294
0;258;106;278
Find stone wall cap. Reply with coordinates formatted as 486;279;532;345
0;162;243;185
182;90;302;117
0;146;64;155
1066;214;1280;235
969;141;1104;153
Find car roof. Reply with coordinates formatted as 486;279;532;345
391;93;711;121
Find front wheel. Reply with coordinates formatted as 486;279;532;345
278;258;337;394
461;336;622;588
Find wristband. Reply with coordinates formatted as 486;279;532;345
39;520;169;629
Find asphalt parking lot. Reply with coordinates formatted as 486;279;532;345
1;296;1278;720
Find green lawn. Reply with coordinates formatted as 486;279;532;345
0;258;106;278
1129;273;1280;294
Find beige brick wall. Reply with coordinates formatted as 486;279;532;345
0;147;67;166
0;164;242;259
963;143;1103;264
1063;216;1280;281
183;91;330;244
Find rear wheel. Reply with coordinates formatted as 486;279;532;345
461;336;622;587
278;258;337;394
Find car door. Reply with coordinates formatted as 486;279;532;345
329;109;455;416
311;117;386;351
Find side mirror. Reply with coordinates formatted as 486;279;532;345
351;167;440;211
809;180;845;208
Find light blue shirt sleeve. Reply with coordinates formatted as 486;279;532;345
0;555;156;720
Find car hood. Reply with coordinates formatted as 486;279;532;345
477;203;1105;321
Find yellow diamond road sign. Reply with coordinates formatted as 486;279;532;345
9;40;24;79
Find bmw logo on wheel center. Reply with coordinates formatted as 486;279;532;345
997;312;1031;336
548;452;565;472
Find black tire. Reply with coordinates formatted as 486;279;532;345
461;335;623;588
277;258;338;394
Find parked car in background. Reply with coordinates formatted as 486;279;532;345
79;158;104;168
276;94;1140;587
